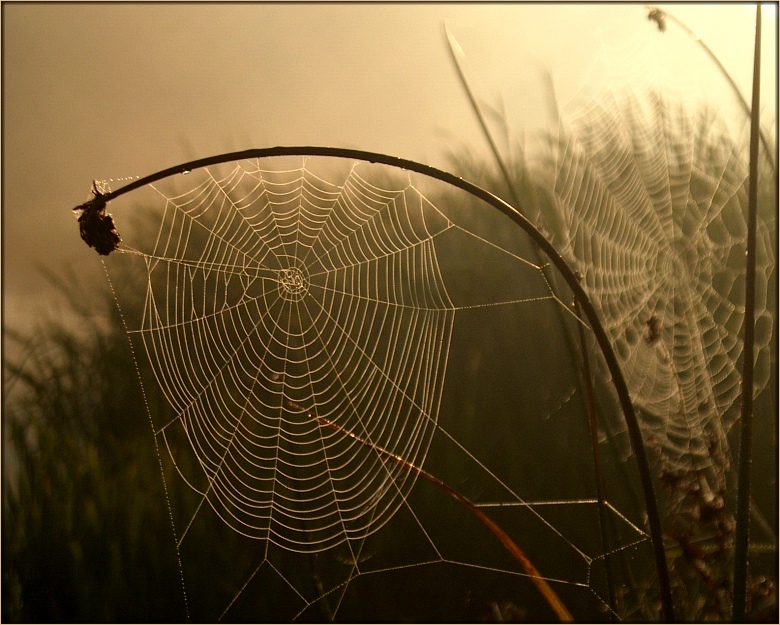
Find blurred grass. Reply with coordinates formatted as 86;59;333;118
3;272;187;622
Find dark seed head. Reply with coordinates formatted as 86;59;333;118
76;198;121;255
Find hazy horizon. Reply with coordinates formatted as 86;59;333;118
3;3;776;335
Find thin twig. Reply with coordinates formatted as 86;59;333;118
574;299;617;619
286;399;574;622
645;5;776;176
732;5;762;621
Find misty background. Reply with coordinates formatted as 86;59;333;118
3;3;776;334
2;3;777;622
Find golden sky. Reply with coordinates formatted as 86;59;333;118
3;3;776;332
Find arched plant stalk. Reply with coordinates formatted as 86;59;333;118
732;5;763;620
73;145;674;621
645;4;776;175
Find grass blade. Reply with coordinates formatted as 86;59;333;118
732;4;762;621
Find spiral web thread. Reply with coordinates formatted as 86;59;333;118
100;156;654;620
549;88;774;495
134;161;455;551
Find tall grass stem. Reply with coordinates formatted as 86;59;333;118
732;4;762;620
574;299;617;619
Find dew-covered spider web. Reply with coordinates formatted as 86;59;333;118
96;156;660;621
544;55;775;501
438;9;776;614
531;26;777;613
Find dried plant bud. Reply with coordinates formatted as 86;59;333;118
647;8;667;32
73;188;121;256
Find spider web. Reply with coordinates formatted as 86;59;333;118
98;156;655;621
547;87;775;493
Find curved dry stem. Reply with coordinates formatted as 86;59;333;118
645;4;776;176
73;145;674;620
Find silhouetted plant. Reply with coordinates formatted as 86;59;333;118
3;271;186;622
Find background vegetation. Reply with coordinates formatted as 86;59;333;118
3;96;776;622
